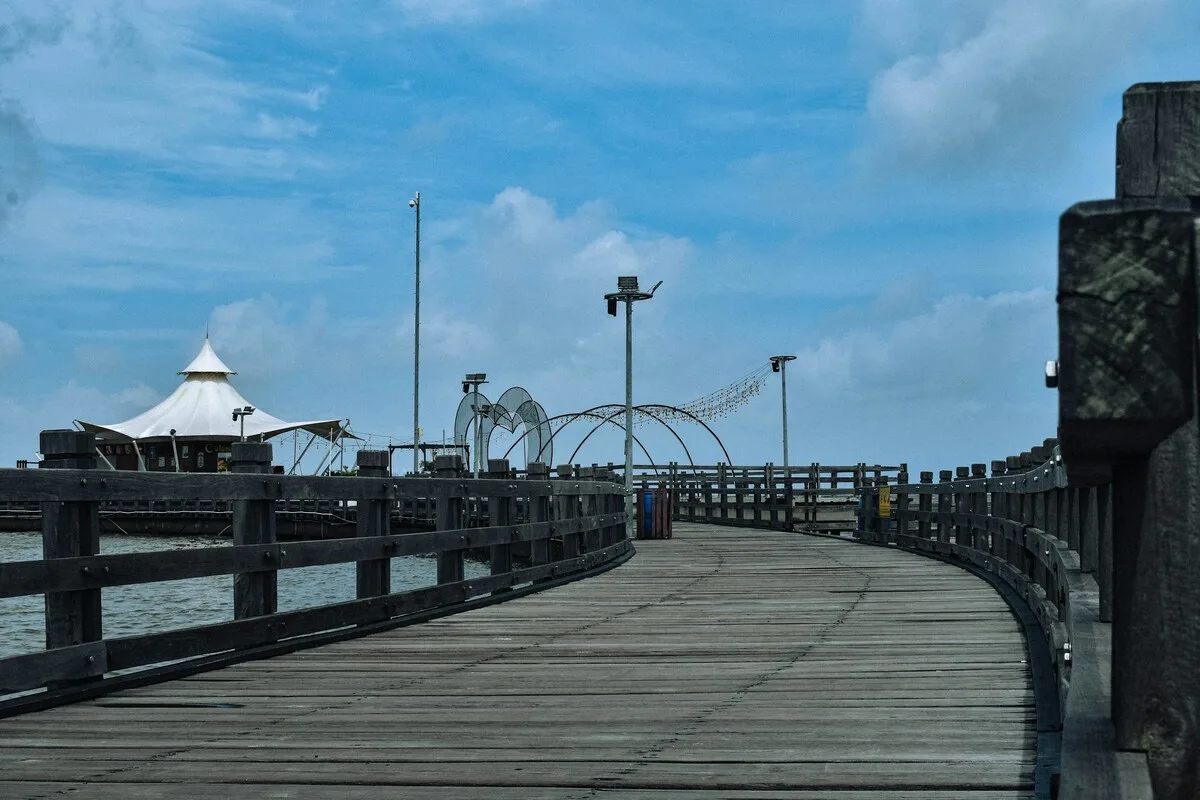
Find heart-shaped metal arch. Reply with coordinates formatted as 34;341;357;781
452;386;552;467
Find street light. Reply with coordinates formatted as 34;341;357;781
232;406;255;442
462;373;488;478
409;191;421;476
604;276;662;539
769;355;796;471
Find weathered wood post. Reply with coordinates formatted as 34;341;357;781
556;465;580;559
526;462;551;569
1004;456;1022;566
990;460;1007;558
231;441;277;619
434;454;465;585
894;468;910;541
784;464;795;531
969;464;986;551
856;477;872;538
752;466;763;527
1055;79;1200;799
936;470;952;544
39;430;103;655
355;450;391;599
486;459;515;586
918;471;933;541
763;463;774;527
875;475;889;543
953;466;969;546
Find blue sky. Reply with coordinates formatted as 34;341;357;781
1;0;1197;474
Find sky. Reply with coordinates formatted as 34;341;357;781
0;0;1197;476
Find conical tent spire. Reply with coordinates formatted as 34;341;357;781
179;337;236;375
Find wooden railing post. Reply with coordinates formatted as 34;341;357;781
556;465;580;559
990;460;1007;559
952;466;969;545
918;471;933;541
969;464;986;551
1054;84;1200;793
895;469;910;540
231;441;277;619
936;470;952;544
355;450;391;599
875;475;889;543
752;466;763;527
434;455;465;585
526;462;551;568
783;465;795;531
39;430;103;652
486;459;514;591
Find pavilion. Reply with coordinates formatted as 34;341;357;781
75;337;353;473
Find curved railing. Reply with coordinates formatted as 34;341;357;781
0;433;628;717
855;440;1124;799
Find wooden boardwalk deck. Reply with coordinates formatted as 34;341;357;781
0;523;1037;799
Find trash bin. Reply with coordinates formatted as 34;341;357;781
635;487;674;540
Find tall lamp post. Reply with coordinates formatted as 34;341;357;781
409;192;421;475
769;355;797;472
605;276;662;539
462;373;488;478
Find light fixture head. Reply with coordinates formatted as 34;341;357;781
617;276;639;292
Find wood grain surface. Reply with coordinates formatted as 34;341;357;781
0;523;1036;799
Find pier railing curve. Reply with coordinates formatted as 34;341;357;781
0;433;628;716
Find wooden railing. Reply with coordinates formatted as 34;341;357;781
622;462;903;532
0;433;628;715
854;441;1105;798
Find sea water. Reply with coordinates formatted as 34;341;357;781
0;531;490;658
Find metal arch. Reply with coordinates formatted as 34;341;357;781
500;408;661;475
565;408;665;475
526;405;653;465
564;413;661;477
604;404;697;470
502;405;696;471
639;404;732;465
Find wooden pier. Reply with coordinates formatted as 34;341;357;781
0;523;1037;799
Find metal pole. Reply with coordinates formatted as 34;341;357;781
624;297;634;540
474;384;481;479
412;192;421;476
781;358;789;472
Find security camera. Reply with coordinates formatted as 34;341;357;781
409;199;416;208
1045;360;1059;389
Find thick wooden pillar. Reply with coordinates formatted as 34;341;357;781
231;441;277;619
434;455;465;585
39;430;102;651
355;450;391;599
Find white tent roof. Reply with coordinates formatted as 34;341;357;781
76;338;352;443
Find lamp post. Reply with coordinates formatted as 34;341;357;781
769;355;796;471
232;406;255;443
604;276;662;539
409;191;421;475
462;373;488;478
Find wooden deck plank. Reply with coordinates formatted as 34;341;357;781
0;523;1037;798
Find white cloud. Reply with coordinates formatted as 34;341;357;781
796;288;1055;403
394;0;547;25
859;0;1168;171
0;321;22;365
255;112;319;140
208;295;329;379
0;380;161;462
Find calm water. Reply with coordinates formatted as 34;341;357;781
0;532;490;658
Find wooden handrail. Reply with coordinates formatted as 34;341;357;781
0;442;628;713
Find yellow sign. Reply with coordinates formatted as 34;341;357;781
877;486;891;517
